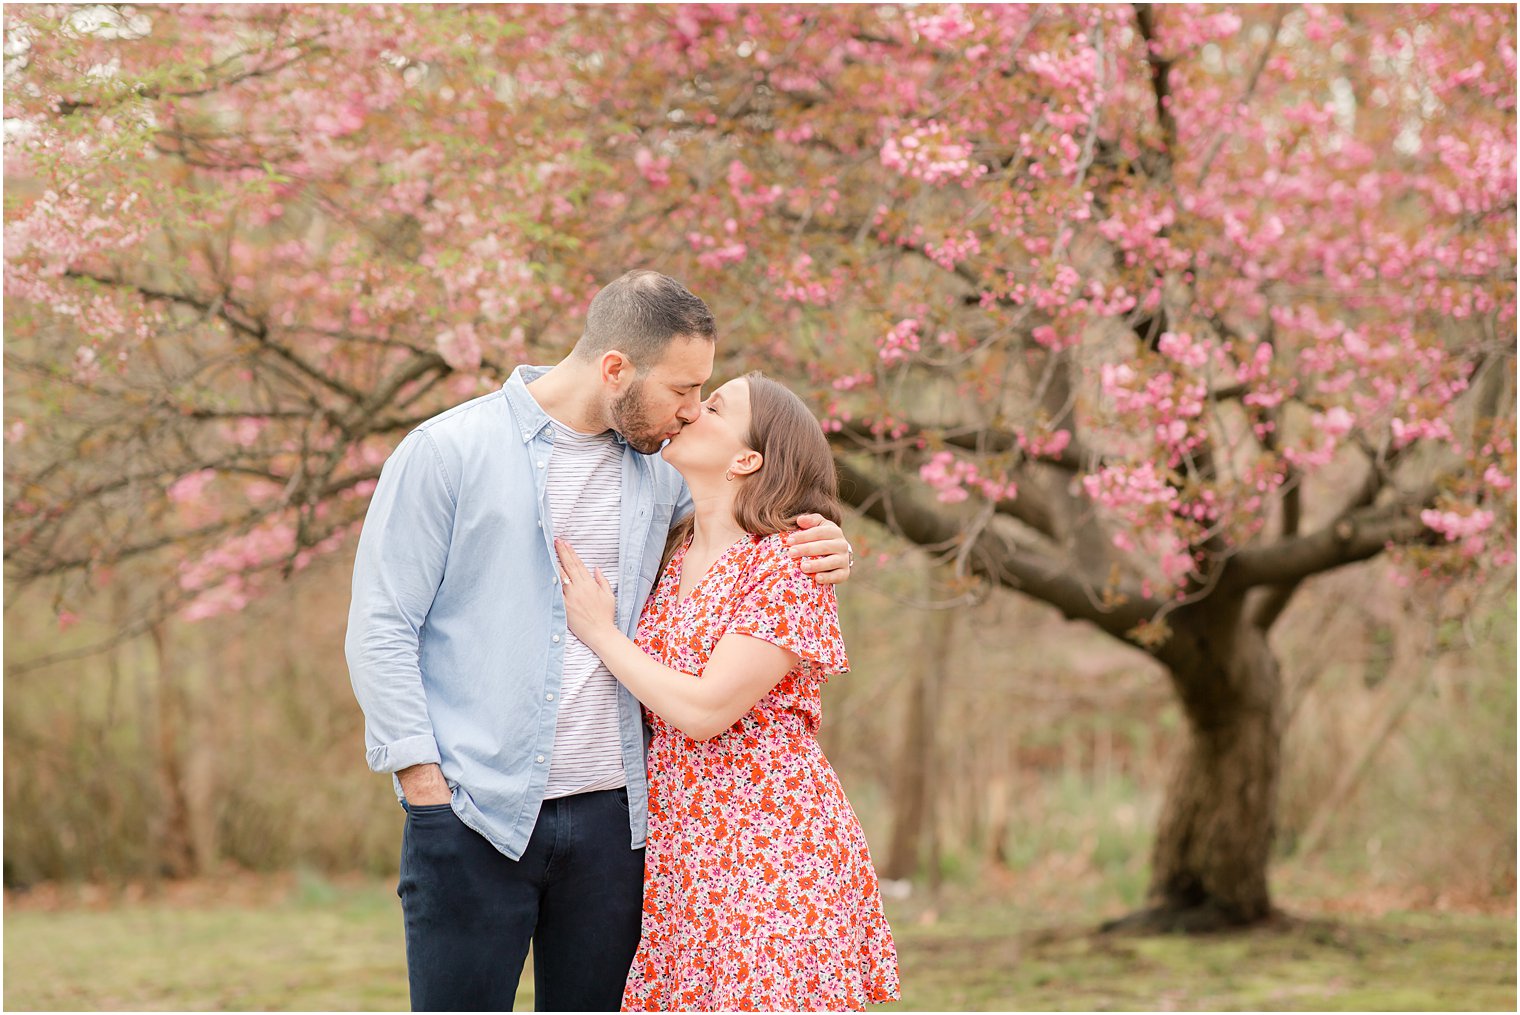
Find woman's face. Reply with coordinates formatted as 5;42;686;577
660;376;754;480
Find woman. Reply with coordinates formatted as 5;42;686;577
555;371;901;1012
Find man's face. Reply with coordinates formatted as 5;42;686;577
610;335;715;455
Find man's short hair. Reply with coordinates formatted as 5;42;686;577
572;269;717;370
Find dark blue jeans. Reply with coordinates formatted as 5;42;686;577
397;788;645;1012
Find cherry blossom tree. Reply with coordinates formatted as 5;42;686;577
6;4;1514;926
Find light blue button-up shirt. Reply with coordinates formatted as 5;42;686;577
345;365;690;859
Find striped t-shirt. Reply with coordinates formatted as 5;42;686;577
542;417;628;799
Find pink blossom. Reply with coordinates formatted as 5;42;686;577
168;469;216;505
881;120;988;187
1032;324;1078;351
311;99;367;139
878;319;922;364
917;450;1016;504
1083;463;1179;512
180;583;251;623
1019;428;1072;459
1157;332;1210;370
1315;406;1356;439
1390;416;1453;449
436;324;482;372
1159;545;1197;586
908;4;975;46
73;345;100;384
769;253;844;306
831;372;873;392
923;230;981;269
1156;419;1189;446
688;230;749;270
1420;508;1495;541
633;147;671;188
229;417;267;448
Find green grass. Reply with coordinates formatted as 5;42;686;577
4;878;430;1012
883;905;1515;1011
4;877;1513;1011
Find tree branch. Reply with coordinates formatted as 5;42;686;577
829;423;1065;541
1133;4;1178;177
1195;5;1287;187
835;456;1158;641
55;33;329;116
1225;489;1440;592
1249;463;1303;630
831;418;1092;473
62;270;368;406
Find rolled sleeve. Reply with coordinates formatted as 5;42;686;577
345;429;454;775
365;733;442;775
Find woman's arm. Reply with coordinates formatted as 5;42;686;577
556;539;798;741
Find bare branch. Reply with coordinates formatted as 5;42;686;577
55;32;330;116
62;270;369;406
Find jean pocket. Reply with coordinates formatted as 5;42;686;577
405;801;456;817
614;786;631;813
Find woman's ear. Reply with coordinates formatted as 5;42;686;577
731;449;763;478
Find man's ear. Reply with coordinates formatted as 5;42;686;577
732;449;763;478
600;350;637;388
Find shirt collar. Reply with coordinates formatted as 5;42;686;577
501;364;627;446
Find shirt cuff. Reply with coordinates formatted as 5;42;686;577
366;734;442;774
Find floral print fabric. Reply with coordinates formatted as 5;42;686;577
622;533;901;1012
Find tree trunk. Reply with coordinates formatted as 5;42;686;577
983;769;1013;870
148;623;196;879
881;594;956;881
1107;596;1285;932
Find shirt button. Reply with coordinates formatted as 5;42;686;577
545;692;555;701
552;634;562;644
537;461;545;469
535;754;546;764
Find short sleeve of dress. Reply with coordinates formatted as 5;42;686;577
726;534;849;675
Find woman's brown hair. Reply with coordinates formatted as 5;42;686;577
662;371;842;570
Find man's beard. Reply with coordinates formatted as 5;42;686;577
610;378;670;455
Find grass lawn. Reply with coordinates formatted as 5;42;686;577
4;873;1514;1011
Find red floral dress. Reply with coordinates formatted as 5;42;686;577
622;533;901;1012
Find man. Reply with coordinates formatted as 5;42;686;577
346;270;853;1012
